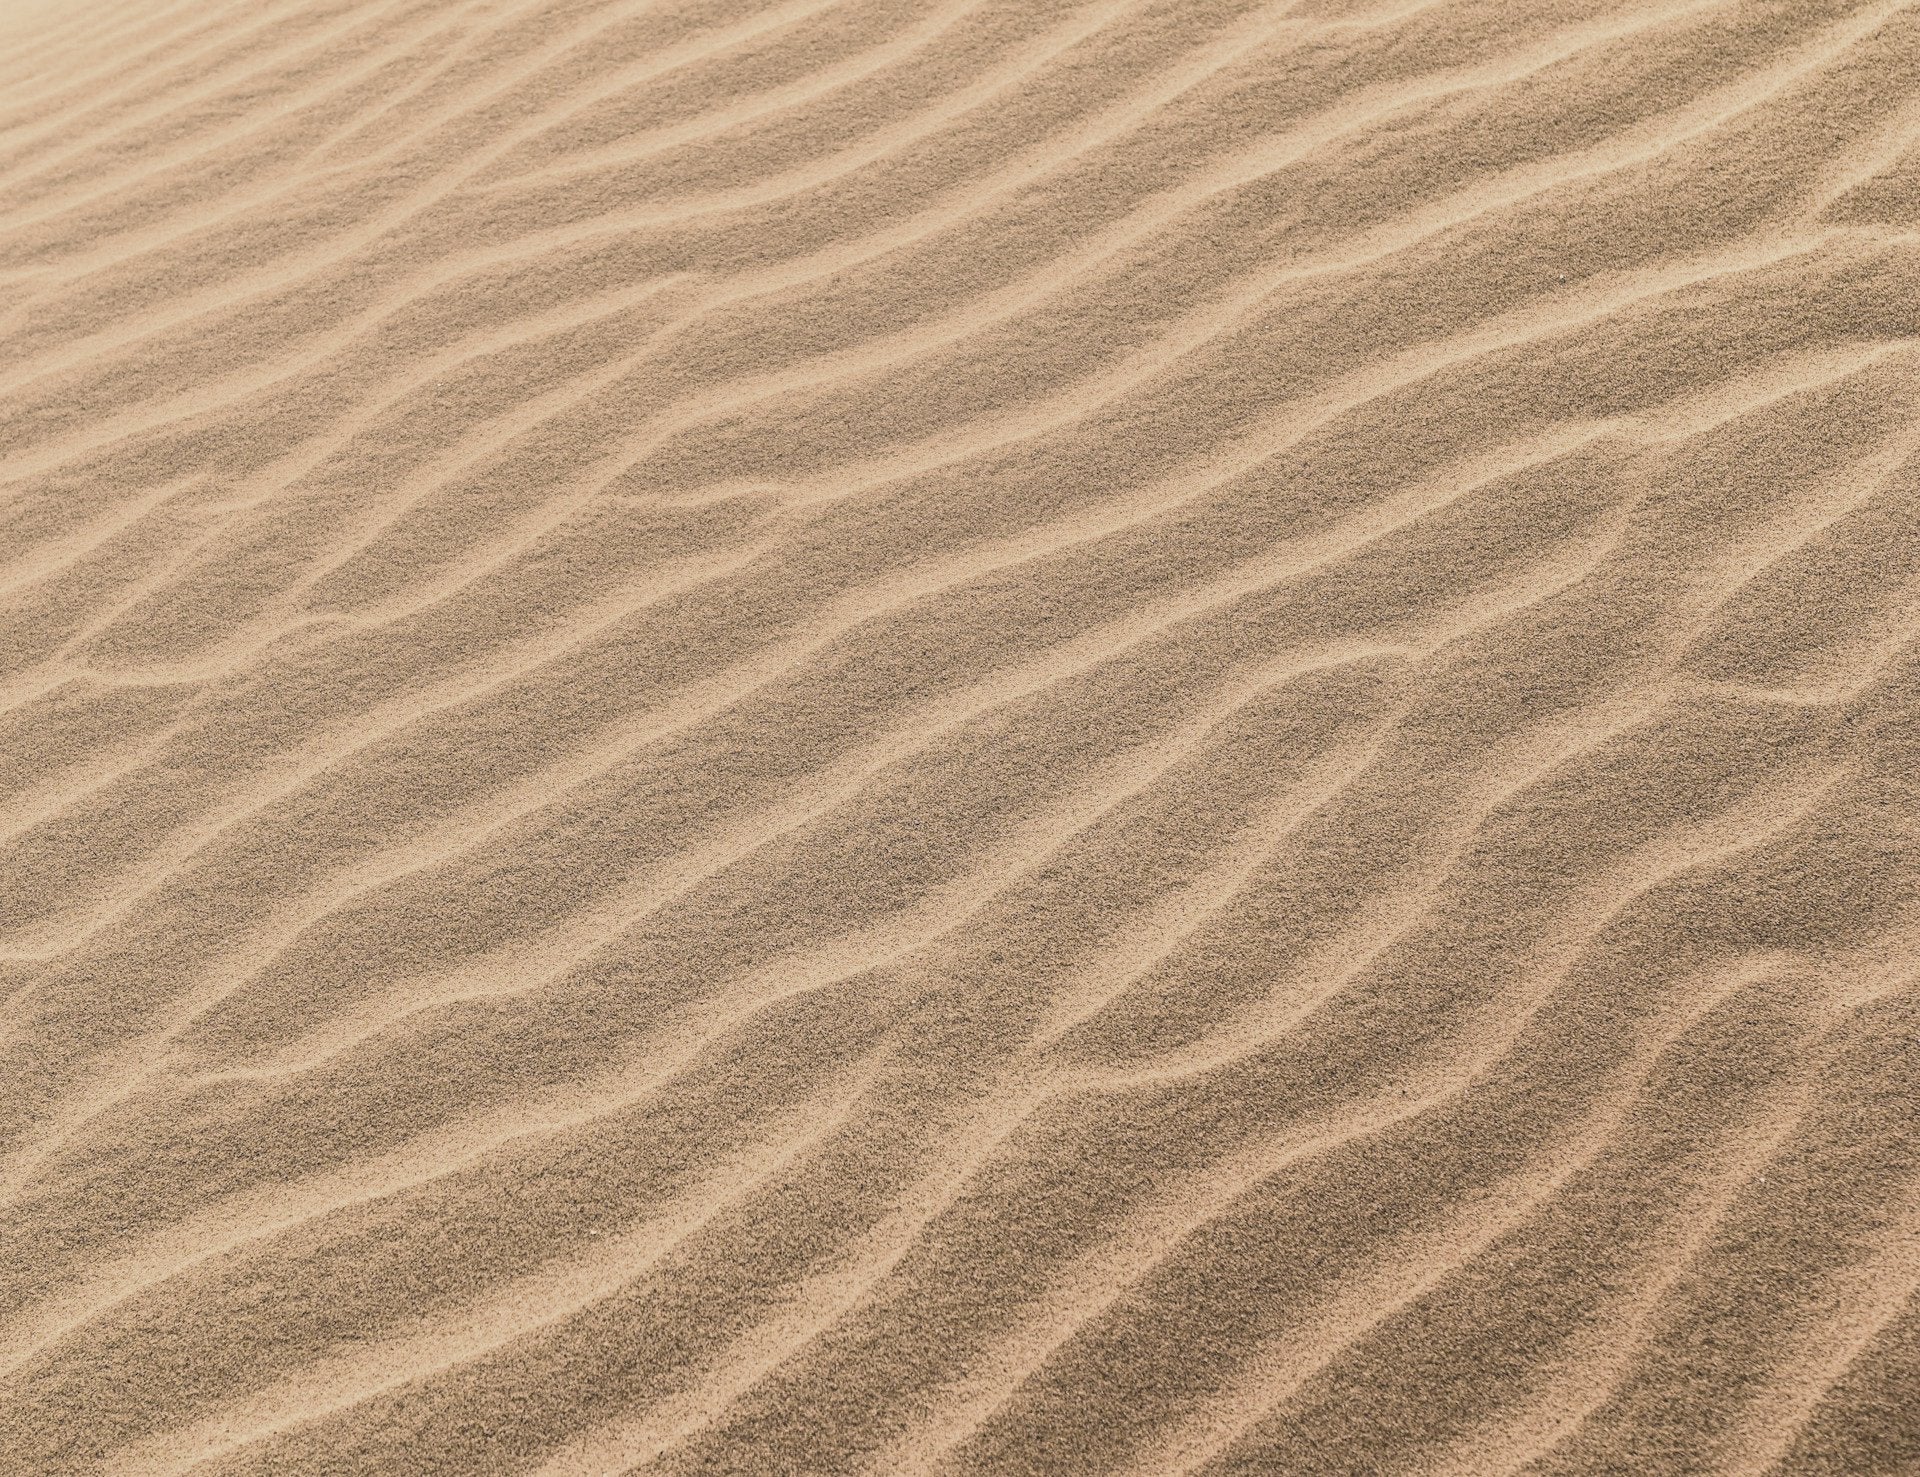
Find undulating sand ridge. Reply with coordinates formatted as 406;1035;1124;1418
2;0;1919;1471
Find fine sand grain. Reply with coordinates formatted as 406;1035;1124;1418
2;0;1919;1472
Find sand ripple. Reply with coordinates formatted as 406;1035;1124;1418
2;0;1918;1471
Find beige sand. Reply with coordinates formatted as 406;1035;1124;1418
2;0;1918;1471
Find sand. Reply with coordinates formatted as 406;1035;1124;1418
1;0;1917;1471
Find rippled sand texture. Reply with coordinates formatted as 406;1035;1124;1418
3;0;1920;1471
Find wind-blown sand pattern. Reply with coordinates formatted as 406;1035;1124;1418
2;0;1918;1470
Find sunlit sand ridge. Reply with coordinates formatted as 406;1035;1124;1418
1;0;1918;1471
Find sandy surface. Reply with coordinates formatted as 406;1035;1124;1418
1;0;1918;1472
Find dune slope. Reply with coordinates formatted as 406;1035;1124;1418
2;0;1919;1472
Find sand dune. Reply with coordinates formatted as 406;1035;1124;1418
2;0;1918;1471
